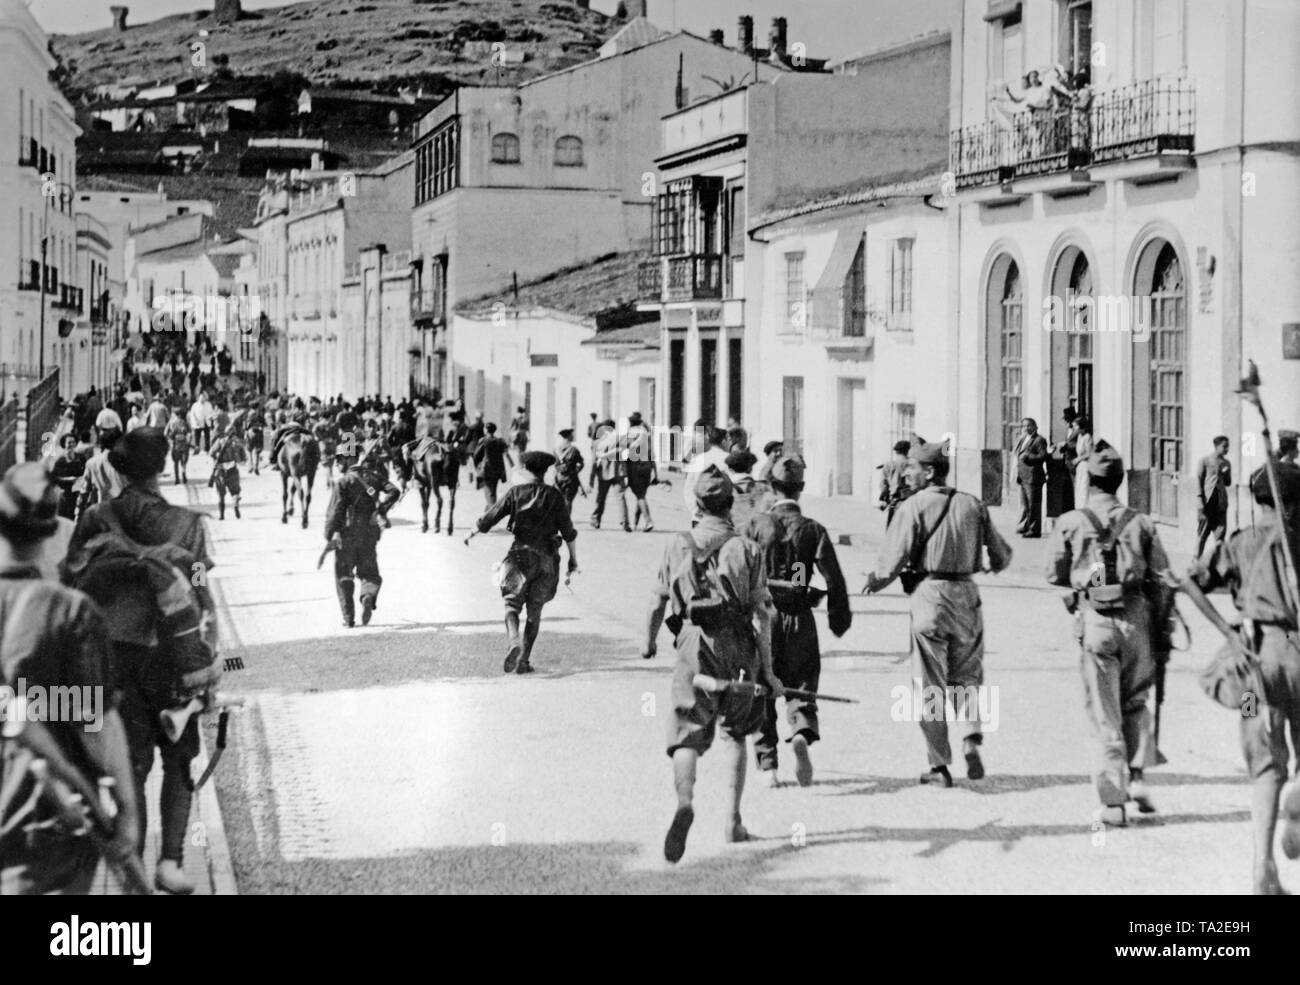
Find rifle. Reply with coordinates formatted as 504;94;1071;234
10;718;151;896
692;673;859;704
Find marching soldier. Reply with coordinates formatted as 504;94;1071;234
323;441;400;628
743;456;851;787
474;450;578;675
644;466;782;862
554;428;586;513
208;422;247;521
878;440;913;528
1190;462;1300;894
865;443;1013;787
1046;447;1176;827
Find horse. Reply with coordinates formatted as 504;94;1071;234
278;430;320;529
411;437;462;535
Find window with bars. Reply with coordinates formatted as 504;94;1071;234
784;252;806;333
491;133;521;165
889;238;913;330
654;182;693;256
1148;243;1185;520
890;402;917;449
843;238;867;337
782;376;804;455
415;120;459;205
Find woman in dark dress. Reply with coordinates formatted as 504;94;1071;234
1045;405;1079;526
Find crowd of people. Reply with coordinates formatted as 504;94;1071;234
3;376;1299;896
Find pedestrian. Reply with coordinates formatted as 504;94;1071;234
64;427;217;894
590;419;630;532
683;426;731;523
1189;461;1300;893
473;422;511;507
0;463;141;895
624;411;658;532
554;428;586;513
323;441;401;628
164;407;191;484
865;443;1013;787
1071;414;1095;511
1013;417;1049;537
189;392;213;454
757;440;784;482
1046;447;1176;828
1046;407;1078;527
1195;435;1232;559
49;432;86;520
474;450;579;676
146;392;170;430
510;405;530;457
586;412;601;487
208;423;247;521
245;408;265;476
125;397;148;434
744;456;852;787
643;466;782;862
878;440;913;528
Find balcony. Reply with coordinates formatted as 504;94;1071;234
950;77;1195;191
1091;78;1195;166
52;286;83;311
411;289;446;328
639;254;723;303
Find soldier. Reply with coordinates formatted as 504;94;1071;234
1280;429;1299;466
473;422;512;507
865;443;1013;787
1189;462;1300;894
644;466;782;862
323;441;400;629
554;428;586;513
1046;447;1176;827
0;463;141;895
474;450;578;675
743;456;851;787
590;420;630;532
878;440;913;528
208;422;247;521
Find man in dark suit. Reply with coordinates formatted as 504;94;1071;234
1014;418;1048;537
1195;435;1232;558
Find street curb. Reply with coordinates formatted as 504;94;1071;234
195;727;240;895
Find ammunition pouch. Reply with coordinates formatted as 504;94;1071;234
1084;583;1127;613
767;580;826;614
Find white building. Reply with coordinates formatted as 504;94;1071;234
0;0;81;380
452;253;660;438
949;0;1300;547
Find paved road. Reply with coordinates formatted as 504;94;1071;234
168;453;1278;894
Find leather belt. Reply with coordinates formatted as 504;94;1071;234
925;572;972;581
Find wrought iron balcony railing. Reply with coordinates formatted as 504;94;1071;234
639;254;725;303
1090;77;1195;165
949;120;1014;190
637;259;664;302
1009;107;1090;179
411;289;446;327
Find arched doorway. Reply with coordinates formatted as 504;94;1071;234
1048;246;1094;444
984;254;1023;497
1131;240;1186;522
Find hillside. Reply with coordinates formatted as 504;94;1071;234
52;0;619;99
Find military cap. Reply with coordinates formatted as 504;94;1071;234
1279;429;1299;452
694;464;734;513
558;428;575;440
1086;446;1125;480
762;440;784;457
521;450;556;475
109;427;169;482
912;442;948;467
628;411;643;426
0;463;60;544
770;455;806;486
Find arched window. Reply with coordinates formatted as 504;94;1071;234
1146;242;1185;520
554;135;584;167
998;261;1024;453
491;132;521;164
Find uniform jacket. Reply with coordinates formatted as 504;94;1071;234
873;485;1013;585
324;468;400;543
1046;493;1174;598
477;481;577;549
743;501;852;636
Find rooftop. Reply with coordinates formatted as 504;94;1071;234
457;251;653;323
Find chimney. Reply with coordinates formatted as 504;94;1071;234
110;6;129;31
625;0;647;19
708;28;724;46
213;0;242;25
737;15;754;53
769;17;788;60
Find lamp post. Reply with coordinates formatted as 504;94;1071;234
39;178;75;379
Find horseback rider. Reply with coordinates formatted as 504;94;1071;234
323;439;400;629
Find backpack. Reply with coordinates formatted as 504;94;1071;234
63;502;220;701
1080;507;1138;613
667;532;740;633
764;513;827;614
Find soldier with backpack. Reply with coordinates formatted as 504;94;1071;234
742;456;852;787
643;465;783;863
208;422;248;521
1046;447;1177;828
865;443;1013;787
64;427;218;895
323;441;401;629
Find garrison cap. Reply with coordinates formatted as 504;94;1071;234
694;465;734;513
912;442;948;468
109;427;169;482
0;463;60;544
558;428;575;440
770;455;807;486
521;450;556;475
1086;446;1125;480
